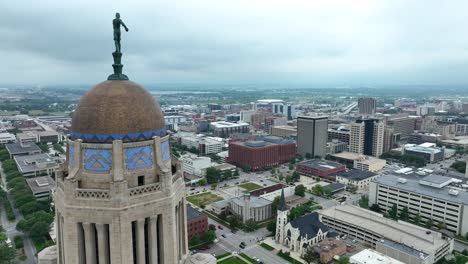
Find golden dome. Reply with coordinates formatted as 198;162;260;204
71;80;165;143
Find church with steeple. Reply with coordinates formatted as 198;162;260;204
275;189;330;255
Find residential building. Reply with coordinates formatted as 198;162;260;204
297;116;328;158
187;205;208;240
14;153;58;177
25;176;55;199
230;194;272;223
0;132;16;144
276;190;329;255
5;142;42;158
456;123;468;136
296;160;346;181
209;121;249;137
228;138;295;171
320;205;453;264
326;140;348;154
327;128;350;144
181;155;211;177
335;169;379;190
330;152;386;172
271;125;297;137
358;97;376;115
369;174;468;235
164;115;187;131
350;249;405;264
349;118;384;157
240;110;255;123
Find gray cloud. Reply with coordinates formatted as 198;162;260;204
1;0;468;86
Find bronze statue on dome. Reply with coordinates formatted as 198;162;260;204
113;12;129;53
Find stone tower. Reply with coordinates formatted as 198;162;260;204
275;189;288;244
54;80;188;264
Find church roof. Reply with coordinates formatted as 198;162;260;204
278;188;287;211
290;212;328;239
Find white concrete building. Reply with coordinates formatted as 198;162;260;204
230;194;272;223
180;136;223;155
181;155;211;177
369;174;468;235
0;132;16;144
320;205;453;264
351;249;405;264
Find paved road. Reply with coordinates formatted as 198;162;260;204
0;161;37;264
454;240;468;252
198;215;287;264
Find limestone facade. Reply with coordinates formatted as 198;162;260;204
55;134;188;264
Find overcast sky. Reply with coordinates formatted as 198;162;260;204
2;0;468;87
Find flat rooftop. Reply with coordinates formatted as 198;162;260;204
320;205;448;256
375;174;468;205
298;159;344;171
210;121;249;128
14;153;58;173
5;142;41;155
25;176;55;194
331;152;384;164
351;249;405;264
231;195;271;208
405;146;442;154
336;169;377;181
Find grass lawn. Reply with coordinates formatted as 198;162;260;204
217;257;249;264
215;252;231;259
260;242;274;251
186;192;223;207
239;253;256;263
238;182;262;192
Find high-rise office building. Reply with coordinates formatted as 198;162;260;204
358;97;377;115
349;118;384;157
297;116;328;158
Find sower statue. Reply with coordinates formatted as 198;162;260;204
113;13;128;53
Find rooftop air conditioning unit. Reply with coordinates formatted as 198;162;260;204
398;178;407;184
449;189;459;196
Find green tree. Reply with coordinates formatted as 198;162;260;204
198;179;206;186
0;243;16;264
271;168;276;174
370;204;381;213
205;167;221;184
278;174;284;181
323;188;332;197
271;196;280;213
291;171;300;182
294;184;306;197
285;175;293;184
244;219;257;232
336;256;350;264
29;221;50;241
399;207;409;221
233;169;239;176
203;229;217;242
208;224;216;231
189;235;201;246
288;163;294;170
437;221;445;230
413;213;421;225
425;219;433;229
302;246;318;264
266;220;277;234
451;161;466;173
311;184;324;195
358;195;369;209
210;183;217;190
388;204;398;220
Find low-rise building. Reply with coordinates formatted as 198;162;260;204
296;160;346;181
5;142;42;158
17;131;62;144
228;138;295;171
181;155;211;177
320;205;453;264
230;194;272;223
0;132;16;144
336;169;379;190
271;125;297;137
326;140;348;154
328;128;350;144
404;144;444;163
25;176;55;199
14;153;59;177
330;152;386;172
440;136;468;151
181;136;224;155
313;239;347;264
350;249;405;264
187;205;208;240
369;174;468;235
209;121;249;137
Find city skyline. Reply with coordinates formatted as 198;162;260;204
2;0;468;86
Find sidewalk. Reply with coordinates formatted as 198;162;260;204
263;237;305;264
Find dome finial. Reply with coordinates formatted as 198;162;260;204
108;12;130;80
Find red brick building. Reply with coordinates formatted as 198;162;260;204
296;160;346;181
228;138;296;171
187;205;208;240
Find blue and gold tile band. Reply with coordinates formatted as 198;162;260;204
71;129;166;143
